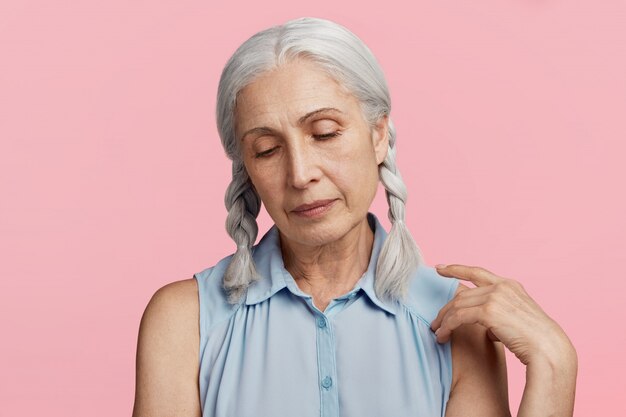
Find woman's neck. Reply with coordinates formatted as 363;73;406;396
279;217;374;311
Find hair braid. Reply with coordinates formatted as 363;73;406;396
375;118;424;303
223;160;262;304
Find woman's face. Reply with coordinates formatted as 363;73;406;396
234;58;388;248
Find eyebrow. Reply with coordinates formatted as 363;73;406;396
239;107;344;142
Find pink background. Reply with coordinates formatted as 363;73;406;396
1;1;624;415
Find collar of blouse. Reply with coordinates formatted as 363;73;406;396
243;211;398;315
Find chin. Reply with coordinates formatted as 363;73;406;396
284;215;354;246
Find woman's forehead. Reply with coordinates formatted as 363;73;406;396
234;61;358;131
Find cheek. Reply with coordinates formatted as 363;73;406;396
345;133;378;170
247;168;284;207
324;140;379;192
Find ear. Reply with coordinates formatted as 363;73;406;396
371;114;389;165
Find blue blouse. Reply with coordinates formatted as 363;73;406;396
193;212;459;417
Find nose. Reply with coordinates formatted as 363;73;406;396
286;140;321;189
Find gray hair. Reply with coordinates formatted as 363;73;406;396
215;16;423;305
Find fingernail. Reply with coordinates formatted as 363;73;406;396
435;264;447;269
435;328;441;336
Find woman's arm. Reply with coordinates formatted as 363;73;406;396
133;278;202;417
516;324;578;416
445;284;511;417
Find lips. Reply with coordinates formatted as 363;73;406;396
292;199;337;212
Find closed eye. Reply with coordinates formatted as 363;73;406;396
314;131;342;140
255;147;278;158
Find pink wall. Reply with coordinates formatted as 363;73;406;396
1;1;624;415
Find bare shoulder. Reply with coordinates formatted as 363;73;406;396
138;278;200;347
145;278;199;319
446;283;511;417
133;278;201;417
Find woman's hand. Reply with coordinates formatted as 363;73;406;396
432;264;578;417
430;264;575;367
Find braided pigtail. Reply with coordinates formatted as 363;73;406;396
375;118;424;303
223;160;262;304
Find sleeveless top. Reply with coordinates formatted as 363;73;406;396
193;212;459;417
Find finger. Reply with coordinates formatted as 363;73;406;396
435;305;487;344
455;284;493;299
431;291;491;331
435;264;501;287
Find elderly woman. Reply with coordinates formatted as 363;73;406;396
133;17;577;417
